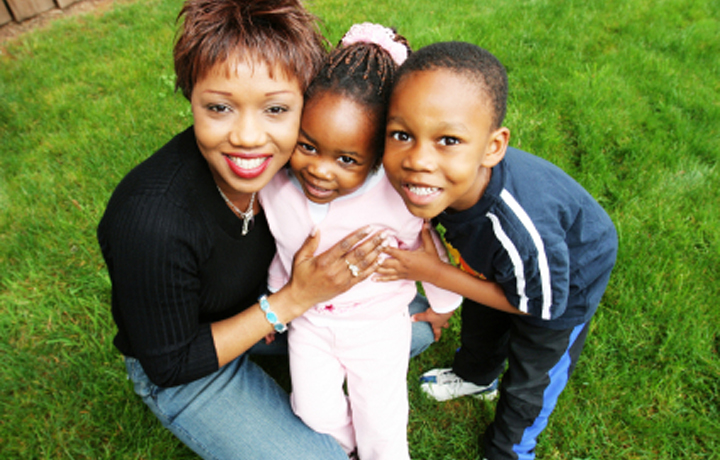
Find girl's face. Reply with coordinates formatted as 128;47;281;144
192;58;303;198
291;92;378;204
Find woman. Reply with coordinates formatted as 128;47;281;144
97;1;396;458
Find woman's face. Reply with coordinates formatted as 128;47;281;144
191;58;304;197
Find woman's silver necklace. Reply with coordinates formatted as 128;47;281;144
216;186;256;236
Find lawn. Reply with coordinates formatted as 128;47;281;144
1;0;718;458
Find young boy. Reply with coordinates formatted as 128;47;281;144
379;42;618;460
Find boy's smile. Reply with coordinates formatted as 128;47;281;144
383;69;508;219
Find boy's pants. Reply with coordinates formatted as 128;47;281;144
453;302;590;460
289;309;412;460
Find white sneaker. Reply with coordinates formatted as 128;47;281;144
419;368;499;402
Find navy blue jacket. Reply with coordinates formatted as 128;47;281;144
435;148;618;330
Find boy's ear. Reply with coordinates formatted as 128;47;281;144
481;127;510;168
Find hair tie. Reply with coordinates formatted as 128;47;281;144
340;22;408;65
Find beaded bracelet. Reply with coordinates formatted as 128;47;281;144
259;295;287;333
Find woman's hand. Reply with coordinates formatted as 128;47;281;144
212;226;387;367
284;226;387;314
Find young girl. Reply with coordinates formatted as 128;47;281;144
258;23;462;460
98;2;387;459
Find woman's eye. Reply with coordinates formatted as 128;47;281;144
439;136;460;146
267;105;288;115
208;104;231;113
298;142;316;154
390;131;410;142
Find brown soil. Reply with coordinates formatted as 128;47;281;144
0;0;117;44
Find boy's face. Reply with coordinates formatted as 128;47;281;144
383;69;508;219
192;58;303;197
291;92;377;204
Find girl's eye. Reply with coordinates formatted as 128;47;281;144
298;142;316;154
267;105;288;115
389;131;411;142
439;136;461;146
338;155;357;166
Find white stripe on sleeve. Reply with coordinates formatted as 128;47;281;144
490;190;553;320
486;212;529;313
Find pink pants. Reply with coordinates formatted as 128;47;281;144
289;309;412;460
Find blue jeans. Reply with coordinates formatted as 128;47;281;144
126;355;346;459
408;292;435;357
125;294;435;459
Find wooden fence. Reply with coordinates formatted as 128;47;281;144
1;0;83;26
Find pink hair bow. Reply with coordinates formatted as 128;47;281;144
341;22;408;65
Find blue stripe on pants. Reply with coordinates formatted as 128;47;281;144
511;322;587;459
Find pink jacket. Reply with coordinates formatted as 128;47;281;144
259;168;462;327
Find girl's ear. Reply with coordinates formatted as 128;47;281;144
481;126;510;168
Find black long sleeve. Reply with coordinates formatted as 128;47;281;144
97;128;275;387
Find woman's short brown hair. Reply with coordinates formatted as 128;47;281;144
174;0;327;100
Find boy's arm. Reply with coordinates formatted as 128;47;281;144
377;223;524;315
427;261;523;314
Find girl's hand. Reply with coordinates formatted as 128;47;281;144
285;226;386;312
375;222;442;283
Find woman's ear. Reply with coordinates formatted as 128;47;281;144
482;127;510;168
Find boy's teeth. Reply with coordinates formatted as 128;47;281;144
228;156;265;169
408;184;439;196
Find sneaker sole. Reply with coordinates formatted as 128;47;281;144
471;389;498;401
420;386;499;402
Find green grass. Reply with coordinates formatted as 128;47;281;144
1;0;718;458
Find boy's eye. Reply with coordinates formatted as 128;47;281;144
389;131;411;142
338;155;357;166
439;136;461;146
298;142;317;154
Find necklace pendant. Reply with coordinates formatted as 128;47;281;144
242;215;253;236
217;186;257;237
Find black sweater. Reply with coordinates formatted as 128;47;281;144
98;127;276;387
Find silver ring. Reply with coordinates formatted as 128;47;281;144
346;260;360;277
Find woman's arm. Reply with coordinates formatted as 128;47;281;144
212;226;386;367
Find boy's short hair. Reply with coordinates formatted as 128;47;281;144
174;0;327;100
395;41;508;129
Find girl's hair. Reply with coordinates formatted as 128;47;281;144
174;0;327;100
305;23;411;165
394;41;508;129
